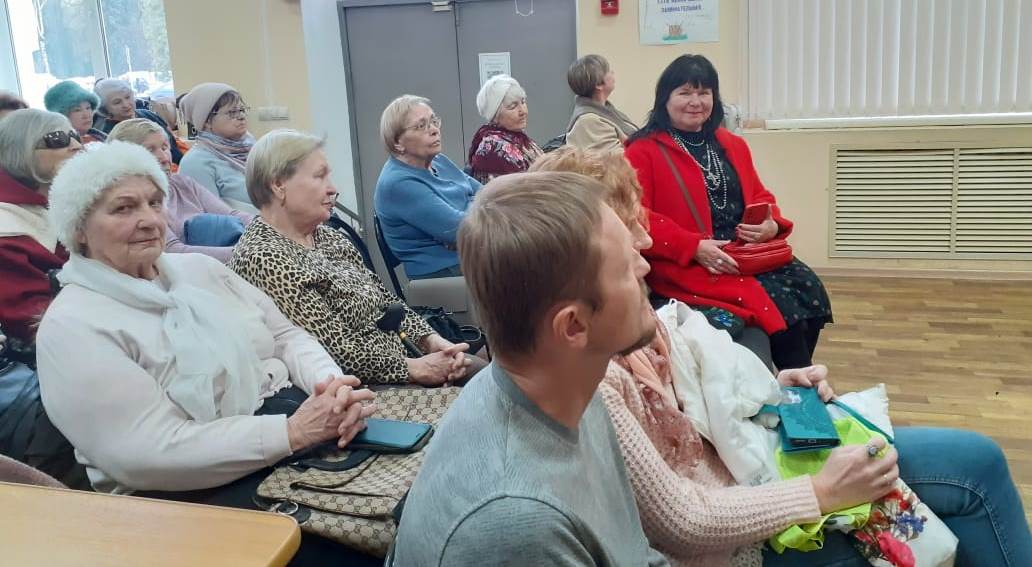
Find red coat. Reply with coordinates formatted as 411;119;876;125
0;169;68;342
625;128;793;334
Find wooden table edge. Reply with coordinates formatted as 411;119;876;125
0;481;302;567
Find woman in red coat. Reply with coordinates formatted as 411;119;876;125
625;55;831;369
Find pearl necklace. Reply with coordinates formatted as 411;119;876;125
671;131;729;210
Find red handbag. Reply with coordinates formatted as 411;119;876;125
721;239;793;275
657;144;793;276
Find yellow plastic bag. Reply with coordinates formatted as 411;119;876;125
769;418;887;553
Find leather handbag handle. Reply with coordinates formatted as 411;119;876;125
657;143;707;235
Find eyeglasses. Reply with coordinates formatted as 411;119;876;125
213;105;250;120
406;115;442;132
36;130;81;150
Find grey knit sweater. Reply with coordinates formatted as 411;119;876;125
392;363;670;566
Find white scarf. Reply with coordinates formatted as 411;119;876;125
58;254;266;422
0;203;58;253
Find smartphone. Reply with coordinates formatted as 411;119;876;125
741;203;771;226
350;418;433;453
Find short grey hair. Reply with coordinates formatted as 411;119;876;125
567;54;611;98
0;109;73;188
107;118;165;146
380;94;431;156
94;78;133;111
246;129;325;209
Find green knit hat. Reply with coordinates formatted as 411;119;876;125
43;80;101;116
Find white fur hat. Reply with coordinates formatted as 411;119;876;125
476;74;523;122
49;141;169;255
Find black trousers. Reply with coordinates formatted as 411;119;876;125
137;386;382;567
0;362;90;490
769;318;824;370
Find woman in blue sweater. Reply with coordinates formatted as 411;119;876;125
374;95;481;280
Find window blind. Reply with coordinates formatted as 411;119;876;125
746;0;1032;122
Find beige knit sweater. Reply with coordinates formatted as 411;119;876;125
599;365;823;567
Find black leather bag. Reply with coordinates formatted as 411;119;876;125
411;306;487;355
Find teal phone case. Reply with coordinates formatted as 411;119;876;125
350;418;433;453
777;387;840;453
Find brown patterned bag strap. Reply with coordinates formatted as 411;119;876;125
657;143;706;234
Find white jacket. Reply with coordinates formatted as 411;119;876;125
36;253;342;494
657;301;782;486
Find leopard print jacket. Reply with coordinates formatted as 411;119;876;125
230;217;433;384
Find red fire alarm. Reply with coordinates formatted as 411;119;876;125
602;0;619;16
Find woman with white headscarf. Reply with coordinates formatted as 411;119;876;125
466;74;541;184
35;141;375;496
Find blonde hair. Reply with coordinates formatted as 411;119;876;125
529;146;645;229
379;94;431;156
107;118;165;146
458;172;606;356
567;54;610;98
245;129;325;209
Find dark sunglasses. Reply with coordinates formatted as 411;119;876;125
37;130;82;150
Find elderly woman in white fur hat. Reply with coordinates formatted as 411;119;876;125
466;74;542;184
35;141;375;499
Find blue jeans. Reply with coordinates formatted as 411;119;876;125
763;427;1032;566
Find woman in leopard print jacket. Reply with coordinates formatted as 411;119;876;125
230;129;486;385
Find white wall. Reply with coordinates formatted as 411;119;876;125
300;0;360;218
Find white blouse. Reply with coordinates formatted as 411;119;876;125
36;253;343;494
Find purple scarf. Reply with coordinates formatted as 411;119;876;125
195;131;256;173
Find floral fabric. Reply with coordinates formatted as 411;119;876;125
467;124;542;184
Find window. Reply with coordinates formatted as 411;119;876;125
2;0;174;108
746;0;1032;127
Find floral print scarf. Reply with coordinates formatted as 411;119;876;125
467;123;542;184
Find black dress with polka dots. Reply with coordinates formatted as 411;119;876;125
670;129;833;330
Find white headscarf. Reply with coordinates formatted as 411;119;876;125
476;74;523;122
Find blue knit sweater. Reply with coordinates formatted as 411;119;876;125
374;154;481;278
178;145;252;211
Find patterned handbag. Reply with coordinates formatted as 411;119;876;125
255;386;461;557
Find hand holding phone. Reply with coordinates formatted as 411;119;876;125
736;203;777;243
740;203;771;226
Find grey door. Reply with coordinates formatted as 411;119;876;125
339;0;577;276
340;1;465;266
454;0;577;147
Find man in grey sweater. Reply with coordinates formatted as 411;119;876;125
391;172;669;566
